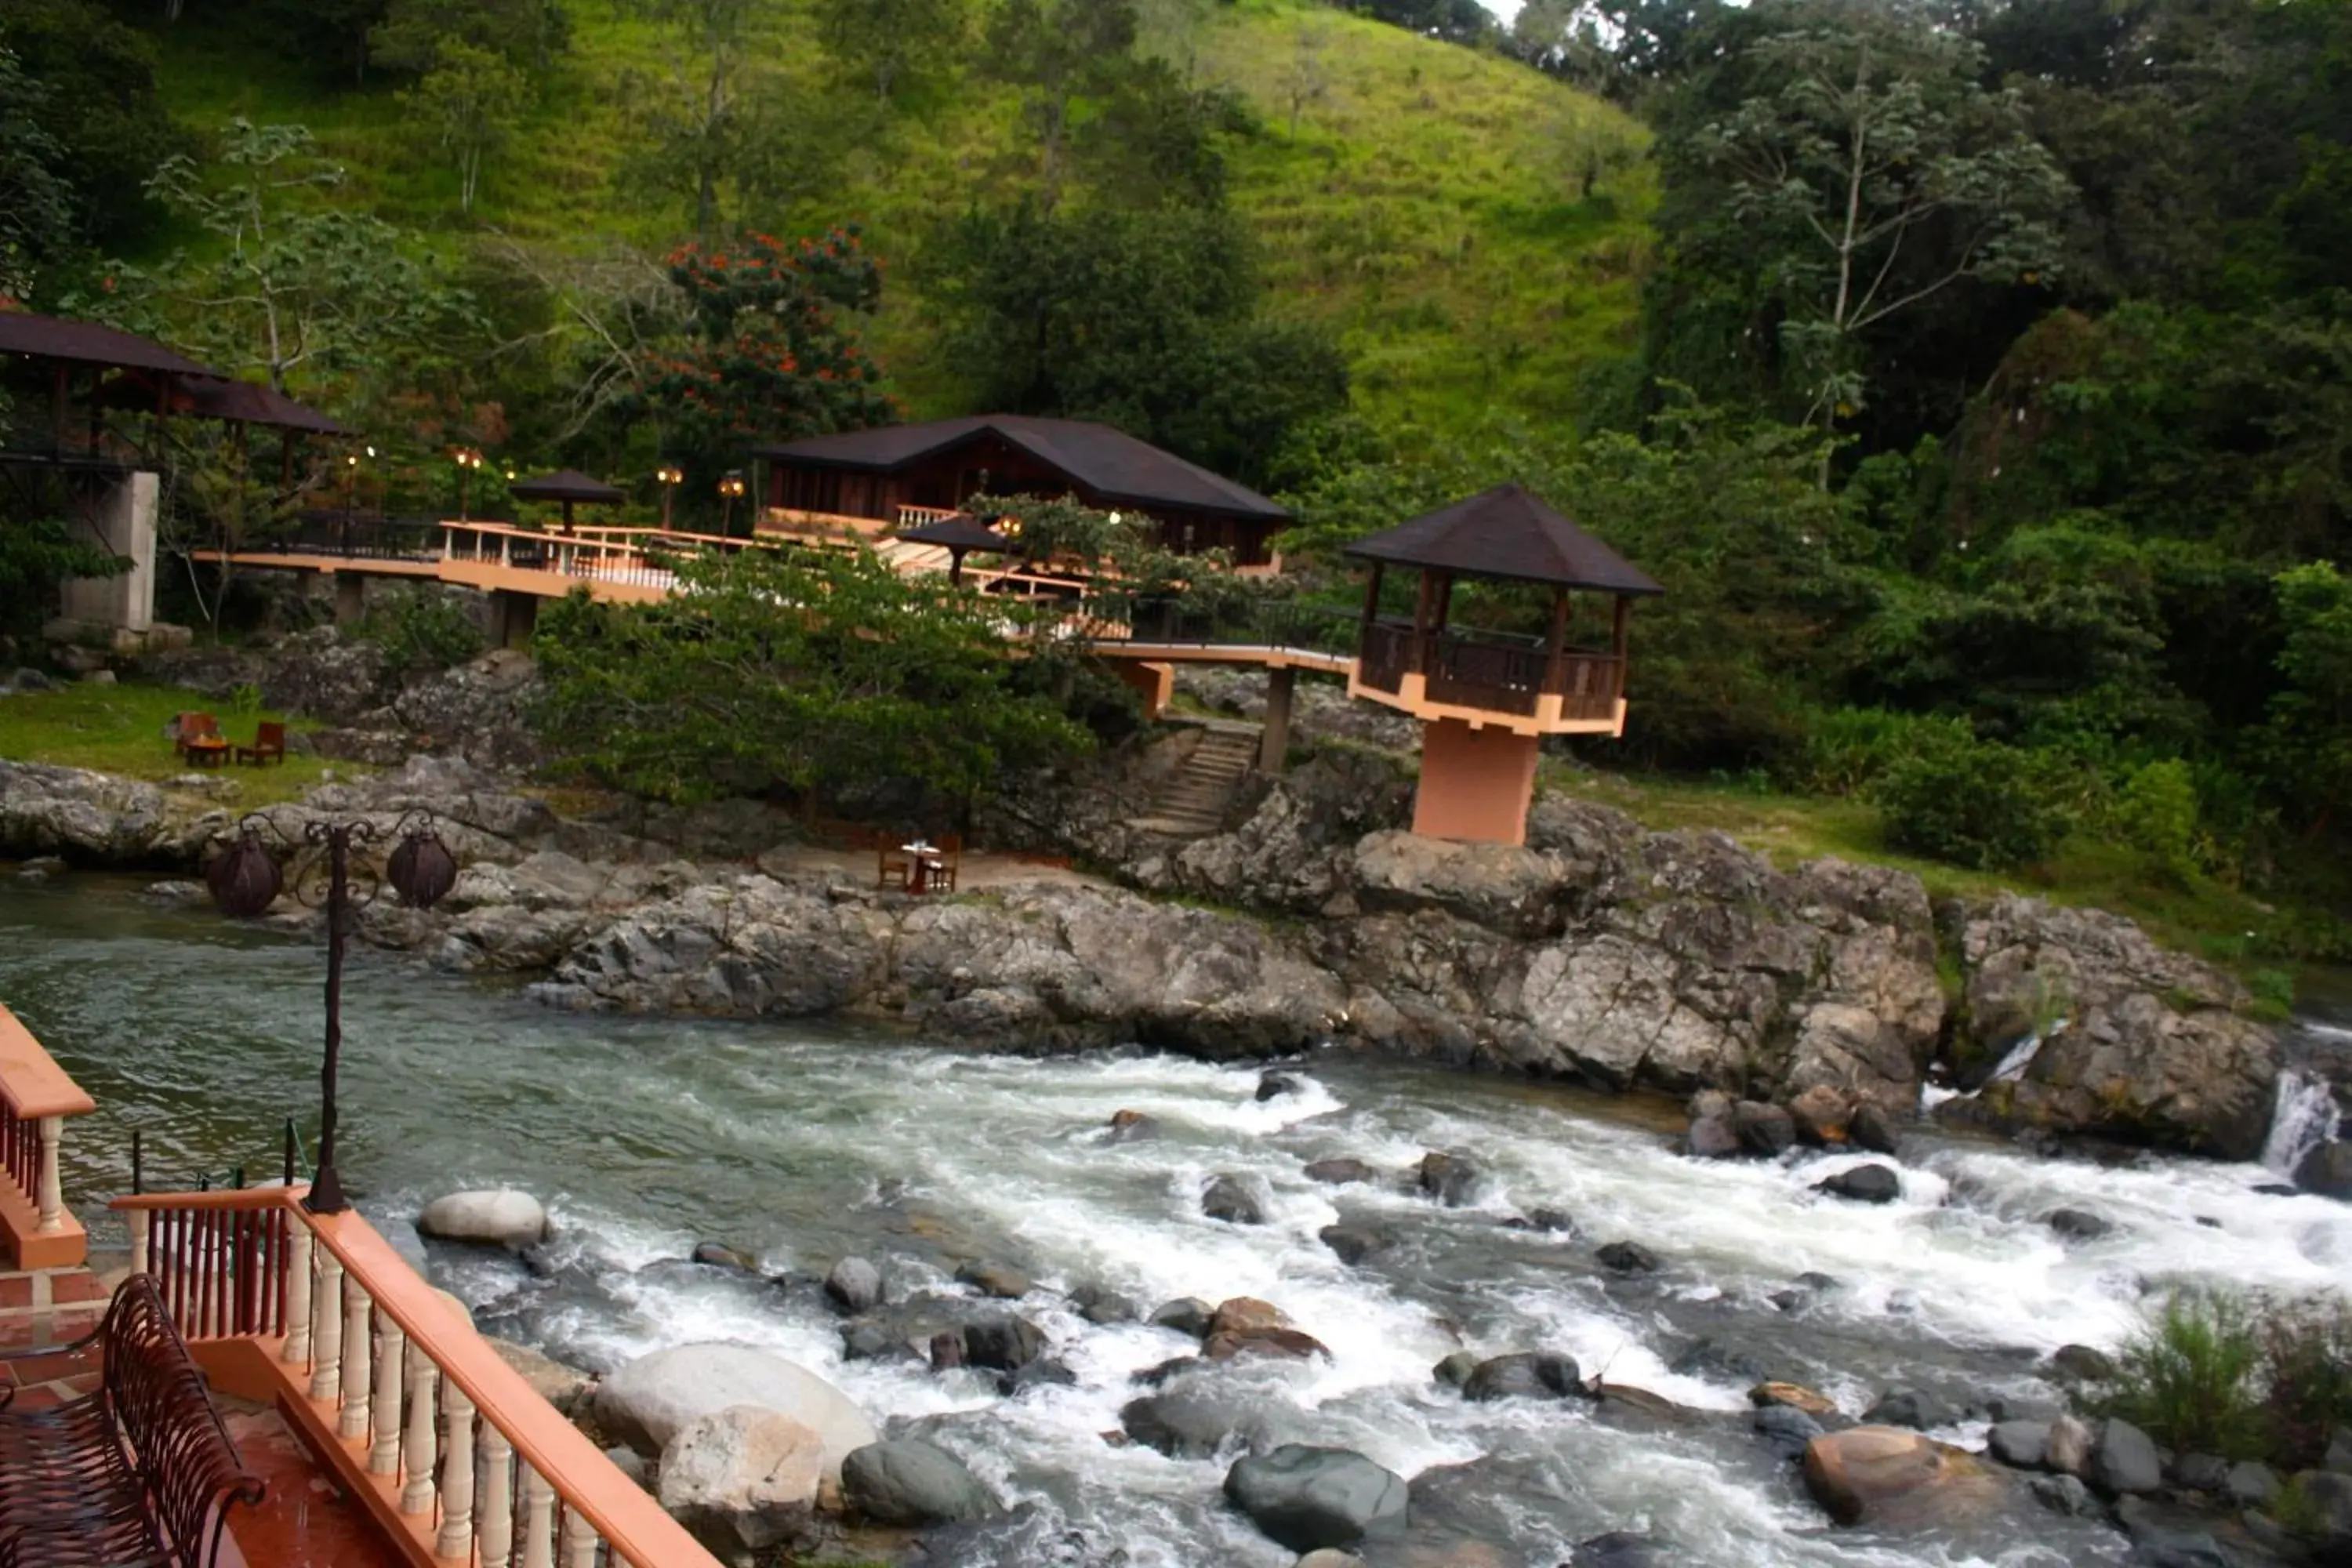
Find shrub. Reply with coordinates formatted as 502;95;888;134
2115;757;2201;883
1785;706;1972;796
2096;1290;2268;1460
369;590;485;672
1872;729;2070;869
2257;1297;2352;1470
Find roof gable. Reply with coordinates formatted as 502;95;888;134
1344;484;1664;595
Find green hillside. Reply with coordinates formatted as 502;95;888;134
135;0;1650;437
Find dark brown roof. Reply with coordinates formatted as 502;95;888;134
509;469;625;504
0;310;219;377
1345;484;1664;594
756;416;1288;522
95;373;348;434
895;514;1016;553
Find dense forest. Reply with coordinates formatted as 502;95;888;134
2;0;2348;956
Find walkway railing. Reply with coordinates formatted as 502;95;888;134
114;1185;724;1568
0;1003;95;1270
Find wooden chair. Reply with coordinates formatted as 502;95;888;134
172;713;219;760
877;843;913;891
927;833;963;895
234;720;287;767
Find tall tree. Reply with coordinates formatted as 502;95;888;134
0;45;74;302
369;0;571;72
401;42;532;213
815;0;971;103
622;0;766;236
983;0;1139;208
0;0;184;253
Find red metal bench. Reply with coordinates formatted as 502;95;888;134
0;1273;264;1567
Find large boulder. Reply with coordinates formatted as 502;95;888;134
840;1439;1002;1526
1802;1426;2004;1530
593;1345;877;1479
0;761;216;867
1950;894;2281;1160
485;1337;593;1414
416;1189;550;1250
1461;1352;1583;1403
1352;830;1570;940
1120;1389;1269;1459
2086;1418;2163;1497
656;1406;823;1557
2297;1140;2352;1200
1222;1445;1410;1553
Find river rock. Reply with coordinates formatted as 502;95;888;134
691;1241;757;1272
955;1261;1032;1298
2030;1472;2100;1518
2087;1417;2163;1495
1151;1298;1215;1338
2296;1140;2352;1200
656;1406;823;1556
1202;1174;1267;1225
1120;1390;1269;1459
2225;1461;2279;1507
1418;1150;1482;1207
1595;1240;1660;1273
1208;1324;1330;1363
1107;1109;1157;1141
2170;1452;2230;1492
2045;1207;2114;1241
1461;1352;1583;1403
486;1337;594;1414
416;1189;550;1250
1849;1101;1902;1153
1571;1534;1664;1566
1296;1553;1367;1568
825;1257;883;1314
1788;1085;1852;1145
1751;1382;1839;1419
1222;1445;1409;1552
1257;1069;1305;1101
961;1316;1047;1372
2045;1413;2095;1476
0;760;217;866
2301;1471;2352;1548
1069;1283;1137;1325
1754;1404;1827;1459
1319;1222;1394;1265
840;1438;1002;1526
1814;1164;1901;1203
1734;1100;1797;1155
1987;1420;2051;1469
1952;894;2281;1160
1303;1157;1377;1185
1434;1351;1478;1388
1686;1112;1740;1159
594;1345;878;1480
2047;1345;2117;1383
1802;1426;2002;1530
1863;1389;1957;1431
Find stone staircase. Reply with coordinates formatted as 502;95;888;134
1131;723;1261;837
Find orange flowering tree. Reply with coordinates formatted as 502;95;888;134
640;227;894;499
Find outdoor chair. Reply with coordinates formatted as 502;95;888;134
877;843;913;891
927;833;963;895
171;713;219;759
234;720;288;767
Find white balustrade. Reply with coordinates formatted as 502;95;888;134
370;1317;405;1473
34;1115;61;1232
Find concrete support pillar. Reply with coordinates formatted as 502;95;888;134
333;571;366;627
1411;717;1541;845
1257;666;1295;775
1112;659;1173;720
59;470;157;632
491;590;539;651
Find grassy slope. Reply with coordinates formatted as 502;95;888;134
134;0;1650;438
0;684;347;806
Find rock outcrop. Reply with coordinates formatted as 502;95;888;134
593;1345;877;1480
656;1406;823;1558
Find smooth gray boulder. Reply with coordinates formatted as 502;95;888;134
416;1189;550;1249
1461;1352;1582;1403
2087;1418;2163;1496
1814;1164;1901;1203
2045;1413;2095;1477
1120;1390;1269;1459
1202;1174;1267;1225
1987;1420;2050;1469
1223;1445;1409;1553
594;1344;877;1480
1417;1151;1481;1207
1150;1298;1214;1337
1304;1157;1377;1185
840;1438;1002;1526
1595;1240;1661;1273
961;1316;1046;1372
824;1257;882;1314
656;1406;823;1557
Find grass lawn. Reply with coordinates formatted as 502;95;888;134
0;683;350;808
1552;763;2292;975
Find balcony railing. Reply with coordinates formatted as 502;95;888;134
114;1185;724;1568
0;1002;95;1270
1355;619;1626;719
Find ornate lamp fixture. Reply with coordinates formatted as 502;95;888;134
452;447;485;520
205;810;458;1213
657;463;684;532
717;470;747;535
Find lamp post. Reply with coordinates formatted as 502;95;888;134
657;464;684;532
205;811;458;1214
453;447;485;519
717;470;747;537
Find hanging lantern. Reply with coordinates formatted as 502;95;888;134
205;829;283;918
386;829;458;909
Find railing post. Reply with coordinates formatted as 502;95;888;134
521;1464;556;1568
479;1425;514;1568
402;1357;440;1514
339;1279;372;1440
561;1504;598;1568
311;1252;344;1402
34;1116;62;1232
128;1210;150;1276
284;1221;314;1364
437;1384;477;1559
371;1316;405;1473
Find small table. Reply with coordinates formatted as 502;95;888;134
184;737;230;769
903;841;944;895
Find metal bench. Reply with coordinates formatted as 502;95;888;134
0;1274;264;1567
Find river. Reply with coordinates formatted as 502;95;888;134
5;873;2349;1566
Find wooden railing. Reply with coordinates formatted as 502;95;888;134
0;1002;96;1269
1355;620;1626;720
114;1187;724;1568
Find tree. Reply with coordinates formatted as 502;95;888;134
1682;2;2073;456
815;0;970;103
0;0;184;254
0;45;74;301
983;0;1141;207
932;202;1348;488
401;42;530;213
368;0;570;73
2256;561;2352;840
1276;20;1331;140
532;549;1096;805
622;0;767;236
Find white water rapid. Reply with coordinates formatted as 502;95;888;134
2263;1068;2343;1177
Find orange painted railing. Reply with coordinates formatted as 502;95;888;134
114;1186;725;1568
0;1001;95;1269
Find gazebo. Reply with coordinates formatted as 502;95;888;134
893;513;1015;586
1345;484;1663;846
507;469;623;532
